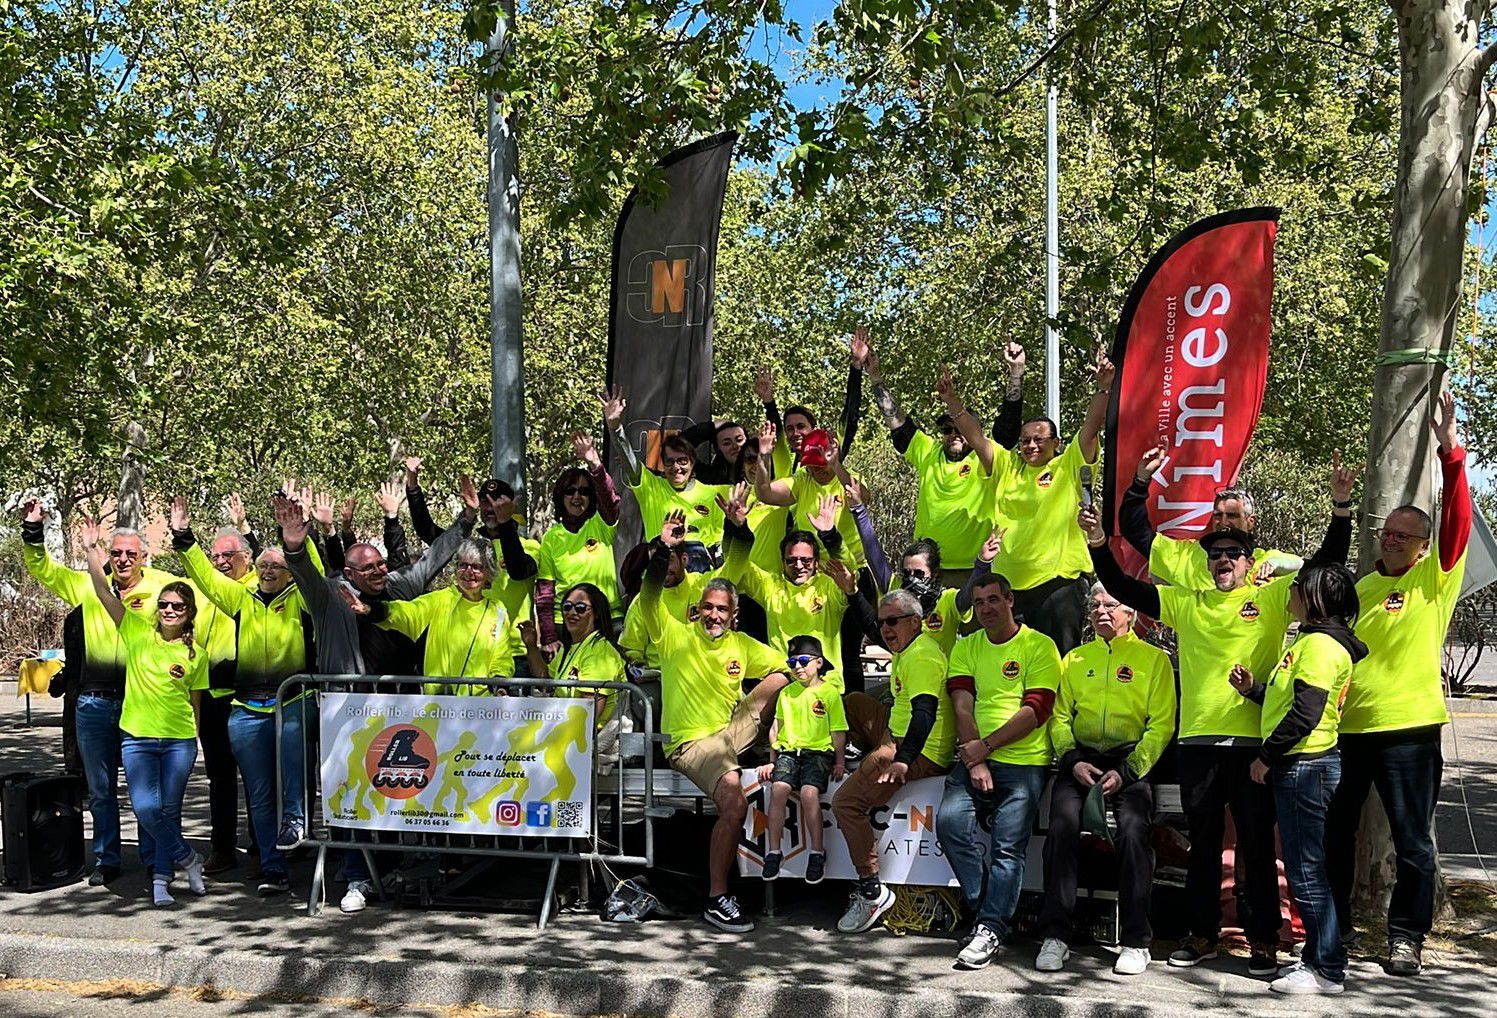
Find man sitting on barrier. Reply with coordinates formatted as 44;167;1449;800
638;510;789;933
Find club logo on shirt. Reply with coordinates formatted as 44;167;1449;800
925;612;944;631
892;676;903;696
726;659;742;677
1279;650;1294;671
130;596;146;610
1036;471;1054;489
693;504;710;516
585;538;600;551
169;664;186;679
958;463;972;478
810;597;825;615
688;604;701;622
567;666;581;679
811;699;828;718
272;603;285;613
1239;601;1261;621
1383;591;1405;615
1002;660;1021;679
1115;665;1133;684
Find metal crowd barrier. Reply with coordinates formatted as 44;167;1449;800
273;674;656;927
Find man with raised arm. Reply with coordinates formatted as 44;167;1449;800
1327;390;1473;977
1080;449;1355;978
21;501;177;886
637;511;789;933
942;354;1114;653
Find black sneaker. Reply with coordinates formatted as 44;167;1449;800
805;852;826;885
703;894;755;933
761;852;782;881
1386;936;1422;976
1168;936;1219;967
257;872;291;896
87;866;120;887
1249;943;1278;976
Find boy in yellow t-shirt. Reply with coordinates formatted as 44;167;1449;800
756;636;847;885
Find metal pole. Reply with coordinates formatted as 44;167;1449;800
1044;0;1061;422
488;1;528;509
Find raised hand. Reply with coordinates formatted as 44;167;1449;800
337;585;369;616
79;515;102;549
311;492;336;529
21;499;43;524
1328;449;1358;505
339;496;356;530
1432;388;1459;452
659;509;687;548
850;326;870;371
758;421;777;458
825;434;844;473
1252;558;1276;586
808;494;839;533
1135;440;1167;484
715;483;750;527
753;366;774;404
1077;505;1105;546
822;557;858;595
933;365;960;411
458;474;480;514
979;525;1006;564
518;619;539;650
273;494;309;548
374;481;401;519
225;492;247;529
598;385;627;430
170;496;190;532
403;456;423;488
843;475;868;507
572;430;601;469
863;346;882;379
1229;663;1255;694
1003;342;1026;377
297;485;314;520
1093;348;1117;391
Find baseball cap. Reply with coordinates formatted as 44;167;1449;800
1199;527;1255;554
799;429;833;468
479;479;514;501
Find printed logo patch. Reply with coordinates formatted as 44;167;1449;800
958;463;972;478
688;604;701;622
585;538;600;550
925;612;944;631
811;700;828;718
1002;660;1021;679
272;603;285;613
726;659;743;677
130;596;145;610
693;504;710;516
1383;591;1405;615
1115;665;1133;683
810;597;824;615
1239;602;1261;621
169;664;186;679
1036;472;1054;489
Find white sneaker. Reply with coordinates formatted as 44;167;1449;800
957;925;1003;969
340;879;374;914
1114;946;1150;975
1035;938;1070;972
837;884;896;934
1270;965;1344;995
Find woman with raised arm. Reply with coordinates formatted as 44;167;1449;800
520;583;630;770
81;517;210;908
535;431;623;652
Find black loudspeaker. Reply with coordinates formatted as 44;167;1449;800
1;771;87;891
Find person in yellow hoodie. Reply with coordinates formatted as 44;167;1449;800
1036;583;1176;977
171;498;316;896
20;500;177;886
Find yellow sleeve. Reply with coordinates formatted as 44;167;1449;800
744;636;786;679
902;429;935;470
491;608;517;677
1157;586;1188;630
638;578;668;644
1049;654;1081;762
181;543;249;616
378;594;434;640
1126;649;1178;780
1148;537;1192;587
23;542;88;606
1026;637;1063;694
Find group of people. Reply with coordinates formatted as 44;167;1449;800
20;332;1471;996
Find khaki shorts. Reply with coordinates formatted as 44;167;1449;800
668;698;763;798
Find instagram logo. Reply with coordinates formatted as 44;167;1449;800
495;801;522;826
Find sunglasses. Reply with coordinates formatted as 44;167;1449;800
878;612;918;629
1206;547;1248;561
560;602;592;615
562;486;592;497
784;555;816;566
786;655;820;669
157;600;188;614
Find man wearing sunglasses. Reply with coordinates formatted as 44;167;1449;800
1327;390;1472;977
1081;448;1353;978
21;502;180;886
637;511;788;934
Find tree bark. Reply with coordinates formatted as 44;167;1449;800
116;421;149;532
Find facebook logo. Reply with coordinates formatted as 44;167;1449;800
526;801;553;827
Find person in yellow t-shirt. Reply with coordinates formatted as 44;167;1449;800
638;512;789;934
831;589;954;936
941;355;1114;654
1229;563;1366;996
80;517;208;909
756;635;847;886
1328;390;1473;977
535;431;622;652
936;572;1061;970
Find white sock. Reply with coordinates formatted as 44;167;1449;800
183;852;206;895
153;878;175;907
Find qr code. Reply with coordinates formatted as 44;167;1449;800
554;800;584;830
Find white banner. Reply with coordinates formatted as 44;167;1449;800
736;769;1048;887
319;692;593;837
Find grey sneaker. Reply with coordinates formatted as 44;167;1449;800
957;925;1002;969
1386;936;1422;976
837;884;895;934
1035;937;1070;972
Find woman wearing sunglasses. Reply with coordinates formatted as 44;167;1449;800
520;583;629;769
535;432;621;654
81;517;209;907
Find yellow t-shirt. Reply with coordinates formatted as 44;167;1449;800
948;624;1061;766
619;571;709;667
888;632;956;766
552;632;626;726
774;678;848;752
914;585;968;656
1345;546;1465;734
380;587;516;695
746;499;791;575
989;440;1096;590
636;585;784;754
721;539;847;673
904;430;992;569
1159;574;1295;741
118;610;209;740
1150;536;1277;590
1262;631;1353;756
1051;632;1176;778
788;468;866;570
630;470;728;547
537;515;619;622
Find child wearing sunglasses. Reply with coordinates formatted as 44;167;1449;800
756;635;847;884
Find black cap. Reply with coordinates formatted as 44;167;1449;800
479;479;514;501
787;635;829;672
1199;527;1255;554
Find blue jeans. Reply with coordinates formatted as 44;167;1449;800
75;695;124;870
935;762;1048;938
1275;753;1345;983
121;736;198;878
226;699;309;878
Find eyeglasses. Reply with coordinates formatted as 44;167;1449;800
157;600;187;614
1378;528;1426;542
563;486;591;497
210;551;246;563
786;655;820;669
663;455;693;468
560;602;592;615
455;562;489;574
878;612;918;629
1206;547;1248;561
347;561;387;574
784;555;816;566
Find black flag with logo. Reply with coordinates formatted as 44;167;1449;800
605;131;736;549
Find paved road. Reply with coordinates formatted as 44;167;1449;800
0;980;419;1018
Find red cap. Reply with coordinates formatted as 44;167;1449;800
800;429;832;467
